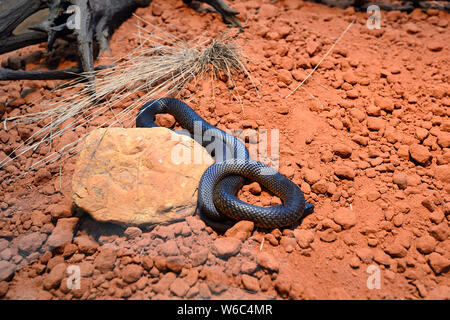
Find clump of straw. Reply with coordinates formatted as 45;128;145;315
0;15;254;181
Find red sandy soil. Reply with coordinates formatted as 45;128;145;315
0;0;449;300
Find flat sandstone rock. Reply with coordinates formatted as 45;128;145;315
71;128;213;226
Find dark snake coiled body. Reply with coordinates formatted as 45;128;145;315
136;98;313;228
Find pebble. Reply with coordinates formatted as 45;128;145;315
124;227;142;240
319;229;337;243
415;235;436;254
274;275;291;297
409;144;432;166
153;272;177;294
74;236;98;255
166;256;184;273
349;257;361;269
293;229;315;249
392;172;408;189
332;208;356;230
277;69;293;85
190;248;209;267
170;278;190;297
17;232;46;255
94;248;117;273
43;263;67;290
311;180;328;194
159;240;180;257
355;248;373;264
427;253;450;275
383;243;407;258
257;252;279;272
429;223;448;242
46;218;79;248
224;221;254;241
241;261;258;274
212;238;241;258
303;168;321;185
248;182;262;195
332;143;352;158
373;249;391;266
333;165;355;180
367;117;386;131
241;274;260;292
0;261;15;281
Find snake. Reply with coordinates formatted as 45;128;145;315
136;98;314;228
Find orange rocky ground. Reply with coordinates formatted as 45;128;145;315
0;0;449;300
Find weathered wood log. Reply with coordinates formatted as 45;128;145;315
0;0;241;81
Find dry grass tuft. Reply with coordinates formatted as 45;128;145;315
0;15;255;181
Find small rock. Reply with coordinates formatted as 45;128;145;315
224;221;254;241
334;165;355;180
374;97;394;112
166;256;184;273
94;248;117;273
427;253;450;275
141;256;153;271
311;179;328;194
392;172;408;190
170;278;190;297
121;264;143;283
383;243;407;258
405;22;420;34
0;261;15;281
367;117;386;131
415;235;436;254
46;218;79;248
319;229;337;242
46;204;71;219
74;236;98;254
257;251;279;272
427;42;443;52
349;257;361;269
293;229;315;249
280;237;296;252
429;223;449;241
205;266;229;294
409;144;432;166
190;248;209;267
333;207;356;230
277;69;293;85
373;249;391;266
303;168;321;185
43;263;67;290
415;127;429;142
153;272;177;294
17;232;46;255
355;248;373;263
274;275;291;297
434;165;450;184
437;131;450;148
248;182;261;195
124;227;142;240
241;274;260;292
62;243;77;258
333;143;352;158
212;238;241;258
241;261;258;274
159;240;180;257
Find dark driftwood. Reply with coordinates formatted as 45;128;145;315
0;65;110;81
0;0;241;81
